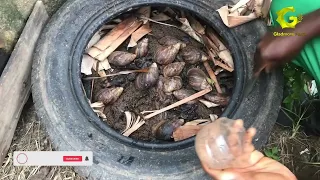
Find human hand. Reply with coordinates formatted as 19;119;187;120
201;120;297;180
253;28;308;76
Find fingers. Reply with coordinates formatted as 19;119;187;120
228;120;244;157
202;162;239;180
244;128;256;153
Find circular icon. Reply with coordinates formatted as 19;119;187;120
16;153;28;164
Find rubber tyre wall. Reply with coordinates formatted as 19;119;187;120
32;0;283;179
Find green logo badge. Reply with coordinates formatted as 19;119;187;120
276;6;303;29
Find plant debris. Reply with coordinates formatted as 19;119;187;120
81;6;235;141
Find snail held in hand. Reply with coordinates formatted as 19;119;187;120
180;46;208;64
163;62;185;77
154;43;181;65
152;119;185;140
163;76;183;93
187;68;212;91
108;51;136;66
135;63;159;90
95;87;124;105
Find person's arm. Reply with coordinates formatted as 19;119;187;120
299;9;320;40
254;9;320;75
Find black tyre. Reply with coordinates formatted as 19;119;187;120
32;0;283;179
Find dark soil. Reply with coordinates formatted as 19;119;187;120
89;13;234;142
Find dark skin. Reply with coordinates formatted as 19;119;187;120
254;9;320;75
202;9;320;180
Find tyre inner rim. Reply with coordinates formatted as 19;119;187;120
72;4;245;151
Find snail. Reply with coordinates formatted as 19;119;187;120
135;63;159;90
135;38;149;58
154;43;181;65
163;76;183;93
152;119;185;140
180;45;208;64
158;36;187;48
163;62;185;77
204;93;230;107
108;51;136;66
94;87;124;105
187;68;211;91
173;89;197;104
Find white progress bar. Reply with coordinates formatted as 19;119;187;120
13;151;93;166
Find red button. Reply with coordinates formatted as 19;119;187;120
63;156;82;162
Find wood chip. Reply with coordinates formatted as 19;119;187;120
87;47;102;58
128;23;152;48
93;17;138;50
95;19;142;61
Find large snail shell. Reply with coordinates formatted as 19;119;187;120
204;93;230;107
163;62;185;77
135;38;149;58
108;51;137;66
187;68;211;91
95;87;124;105
158;36;187;48
154;43;181;65
135;63;159;90
152;119;185;140
163;76;183;93
180;46;208;64
173;89;197;104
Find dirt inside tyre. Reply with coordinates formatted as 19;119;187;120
32;0;283;179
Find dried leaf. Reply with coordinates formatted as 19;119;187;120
143;88;212;120
137;6;151;19
178;18;202;43
209;114;218;121
128;23;152;48
203;61;222;94
81;55;95;75
187;15;205;35
100;59;111;70
173;119;211;141
261;0;272;18
94;17;139;50
91;102;107;119
230;0;252;12
122;115;145;137
90;102;104;108
199;99;219;108
86;31;101;49
151;11;171;22
83;68;149;80
184;119;211;126
217;5;257;28
122;111;133;133
95;19;142;61
172;125;202;141
97;70;107;77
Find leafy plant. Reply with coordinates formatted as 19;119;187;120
264;147;280;161
282;63;317;137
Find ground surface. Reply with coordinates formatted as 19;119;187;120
0;0;319;180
